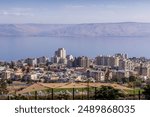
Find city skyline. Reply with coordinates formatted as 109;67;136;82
0;0;150;24
1;47;150;100
0;47;149;62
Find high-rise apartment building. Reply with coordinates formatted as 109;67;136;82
55;48;66;59
73;56;90;68
95;56;116;67
51;48;67;64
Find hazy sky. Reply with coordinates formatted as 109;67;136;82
0;0;150;24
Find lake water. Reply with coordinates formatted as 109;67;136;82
0;36;150;61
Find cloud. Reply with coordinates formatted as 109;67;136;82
64;5;86;9
0;8;34;16
0;11;33;16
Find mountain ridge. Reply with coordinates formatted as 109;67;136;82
0;22;150;37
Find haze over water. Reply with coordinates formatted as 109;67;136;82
0;36;149;61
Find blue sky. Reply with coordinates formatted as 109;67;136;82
0;0;150;24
